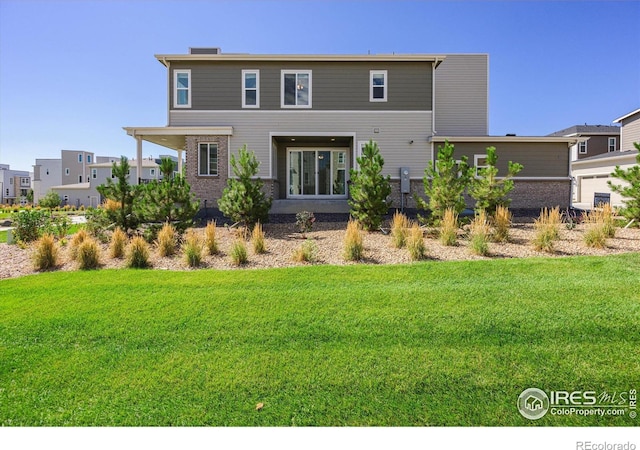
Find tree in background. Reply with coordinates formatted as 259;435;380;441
417;140;472;223
608;142;640;223
218;145;272;227
136;157;199;231
468;146;523;215
38;191;61;208
97;156;139;231
348;140;392;231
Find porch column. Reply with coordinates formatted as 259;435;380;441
136;136;143;184
177;148;184;175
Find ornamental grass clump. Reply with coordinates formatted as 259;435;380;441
156;222;178;257
343;219;364;262
390;211;410;249
32;233;59;271
439;208;458;246
292;238;318;263
532;207;561;253
492;205;512;243
76;237;101;270
406;223;425;261
69;229;89;261
582;208;609;249
251;222;266;254
204;220;219;255
127;236;151;268
229;239;248;266
469;210;491;256
593;203;616;238
109;227;127;259
183;230;204;268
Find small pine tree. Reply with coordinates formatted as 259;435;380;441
97;156;139;231
348;140;392;231
608;142;640;223
417;140;472;222
218;145;272;227
468;146;523;215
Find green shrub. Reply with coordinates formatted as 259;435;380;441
292;238;318;263
251;222;266;254
295;211;316;235
38;191;61;208
439;208;458;246
183;230;203;268
32;234;59;271
406;223;425;261
127;236;151;268
76;238;101;270
229;239;248;266
343;219;364;261
11;209;50;242
109;227;127;259
204;221;219;255
156;222;178;257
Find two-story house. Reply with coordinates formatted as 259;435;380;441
571;108;640;208
124;48;584;213
548;125;620;161
0;164;31;205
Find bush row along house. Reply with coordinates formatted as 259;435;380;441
31;150;179;208
123;48;587;214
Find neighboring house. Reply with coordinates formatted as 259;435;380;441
51;156;175;208
548;125;620;161
124;48;585;213
33;150;96;204
32;158;62;204
0;164;31;205
571;108;640;208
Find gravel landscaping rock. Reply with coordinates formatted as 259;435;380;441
1;221;639;280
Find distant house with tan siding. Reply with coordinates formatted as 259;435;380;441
124;48;584;213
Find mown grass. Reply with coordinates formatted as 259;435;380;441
1;254;639;426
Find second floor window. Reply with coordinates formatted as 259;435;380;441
78;153;82;163
242;70;260;108
579;141;587;154
370;70;387;102
282;71;311;108
199;143;218;176
91;169;97;179
608;137;616;152
174;70;191;108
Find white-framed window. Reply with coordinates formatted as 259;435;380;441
242;70;260;108
174;69;191;108
87;155;92;163
78;153;82;163
65;168;70;176
281;70;311;108
198;143;218;176
20;177;30;186
150;168;156;177
370;70;387;102
608;137;616;152
474;154;488;177
579;141;587;154
91;168;97;179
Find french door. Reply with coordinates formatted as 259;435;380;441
288;149;347;198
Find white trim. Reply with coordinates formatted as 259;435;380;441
124;126;234;136
281;70;312;108
197;142;219;176
571;151;639;166
608;137;617;152
173;69;191;108
286;147;349;199
474;154;488;177
172;109;430;115
157;53;449;64
578;141;587;154
370;70;387;102
242;69;260;108
613;108;640;123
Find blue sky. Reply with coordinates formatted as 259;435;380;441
1;0;638;171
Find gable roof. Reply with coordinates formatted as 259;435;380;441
613;108;640;123
548;125;620;137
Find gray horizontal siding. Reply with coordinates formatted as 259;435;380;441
170;61;432;111
171;110;433;178
444;141;569;178
621;113;640;151
434;54;488;136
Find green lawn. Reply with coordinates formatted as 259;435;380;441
1;254;639;426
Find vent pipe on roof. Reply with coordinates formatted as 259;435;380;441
189;47;221;54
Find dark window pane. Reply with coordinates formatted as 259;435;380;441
284;74;296;105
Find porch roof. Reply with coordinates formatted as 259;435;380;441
123;126;234;150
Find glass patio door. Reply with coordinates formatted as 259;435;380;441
288;149;347;197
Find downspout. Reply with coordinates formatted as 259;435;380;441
431;59;439;171
165;59;171;126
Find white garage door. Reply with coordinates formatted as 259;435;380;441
579;175;620;207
